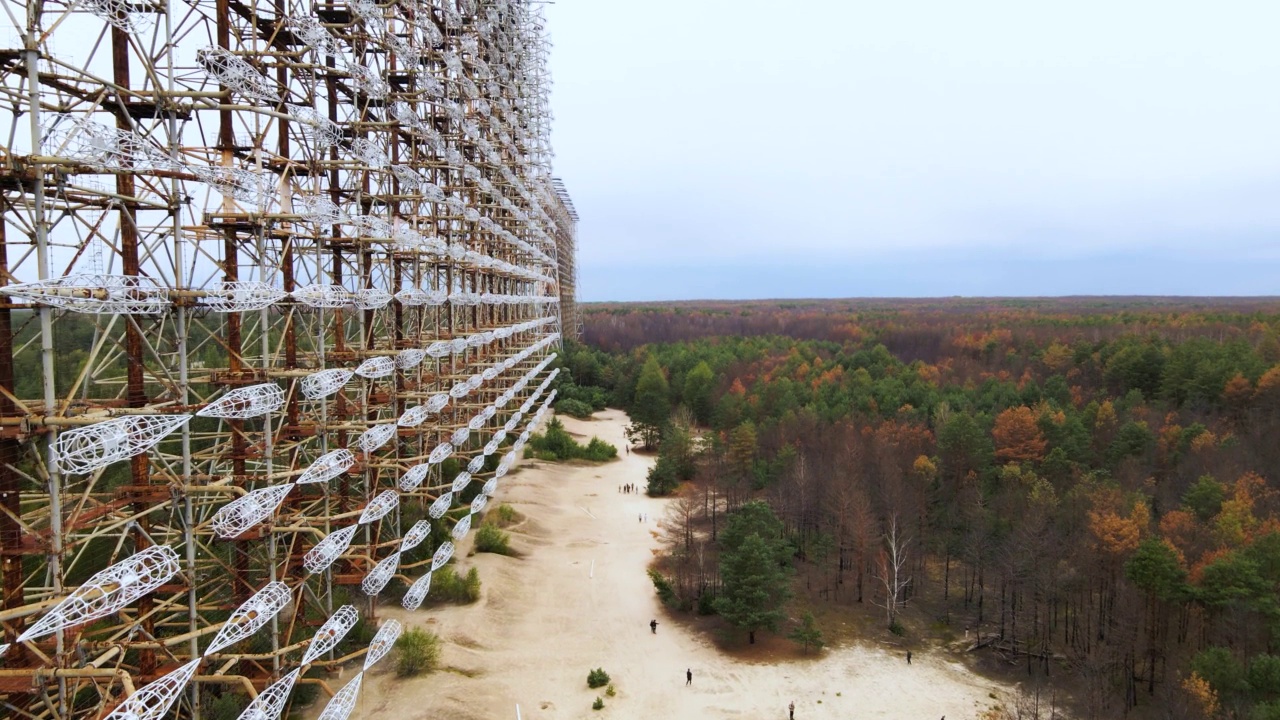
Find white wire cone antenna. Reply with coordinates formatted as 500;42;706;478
19;545;181;642
450;514;472;540
211;484;294;538
234;668;300;720
204;582;291;655
297;449;355;485
198;383;285;419
397;464;431;492
402;571;432;611
317;672;363;720
102;659;201;720
363;619;402;671
301;369;354;400
302;606;359;665
357;423;398;453
200;282;287;313
1;274;171;314
428;442;453;465
361;552;400;596
428;492;452;519
54;414;192;474
358;490;399;525
401;520;431;552
432;541;454;571
305;526;359;575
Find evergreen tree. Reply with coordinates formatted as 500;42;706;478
683;360;715;425
787;611;825;653
628;354;670;449
715;501;791;643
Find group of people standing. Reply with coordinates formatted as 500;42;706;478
619;483;639;494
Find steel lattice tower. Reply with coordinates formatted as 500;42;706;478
0;1;572;718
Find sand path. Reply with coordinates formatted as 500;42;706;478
352;409;1011;720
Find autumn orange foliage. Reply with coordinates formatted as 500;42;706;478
992;406;1047;463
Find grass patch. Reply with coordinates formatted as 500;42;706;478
491;503;519;526
395;628;441;677
474;524;515;556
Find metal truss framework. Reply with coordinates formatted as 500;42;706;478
549;177;579;339
0;0;577;718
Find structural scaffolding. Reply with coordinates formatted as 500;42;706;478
0;0;577;718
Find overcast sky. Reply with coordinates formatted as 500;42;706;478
542;0;1280;301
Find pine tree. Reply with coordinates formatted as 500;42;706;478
628;354;670;449
788;611;825;653
715;502;791;644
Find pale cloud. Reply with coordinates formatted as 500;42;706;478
545;0;1280;299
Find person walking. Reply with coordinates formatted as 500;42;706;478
686;668;692;686
907;650;912;664
650;619;658;634
789;700;795;719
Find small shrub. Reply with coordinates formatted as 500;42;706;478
788;611;825;653
462;567;481;601
592;697;604;711
696;592;716;616
582;437;618;461
889;619;905;637
395;628;441;677
587;667;611;689
475;524;514;556
492;504;518;526
605;684;617;697
430;566;482;603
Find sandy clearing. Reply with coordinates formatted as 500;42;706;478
347;409;1012;720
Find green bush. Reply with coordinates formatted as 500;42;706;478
696;592;716;616
648;569;676;607
888;619;905;637
605;684;617;697
527;418;617;463
556;398;595;418
592;697;605;711
475;524;514;555
587;667;611;688
395;627;441;677
583;437;618;461
646;454;679;496
430;566;482;603
492;504;518;526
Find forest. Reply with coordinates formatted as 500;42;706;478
554;297;1280;720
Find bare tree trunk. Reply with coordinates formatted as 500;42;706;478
874;514;911;626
